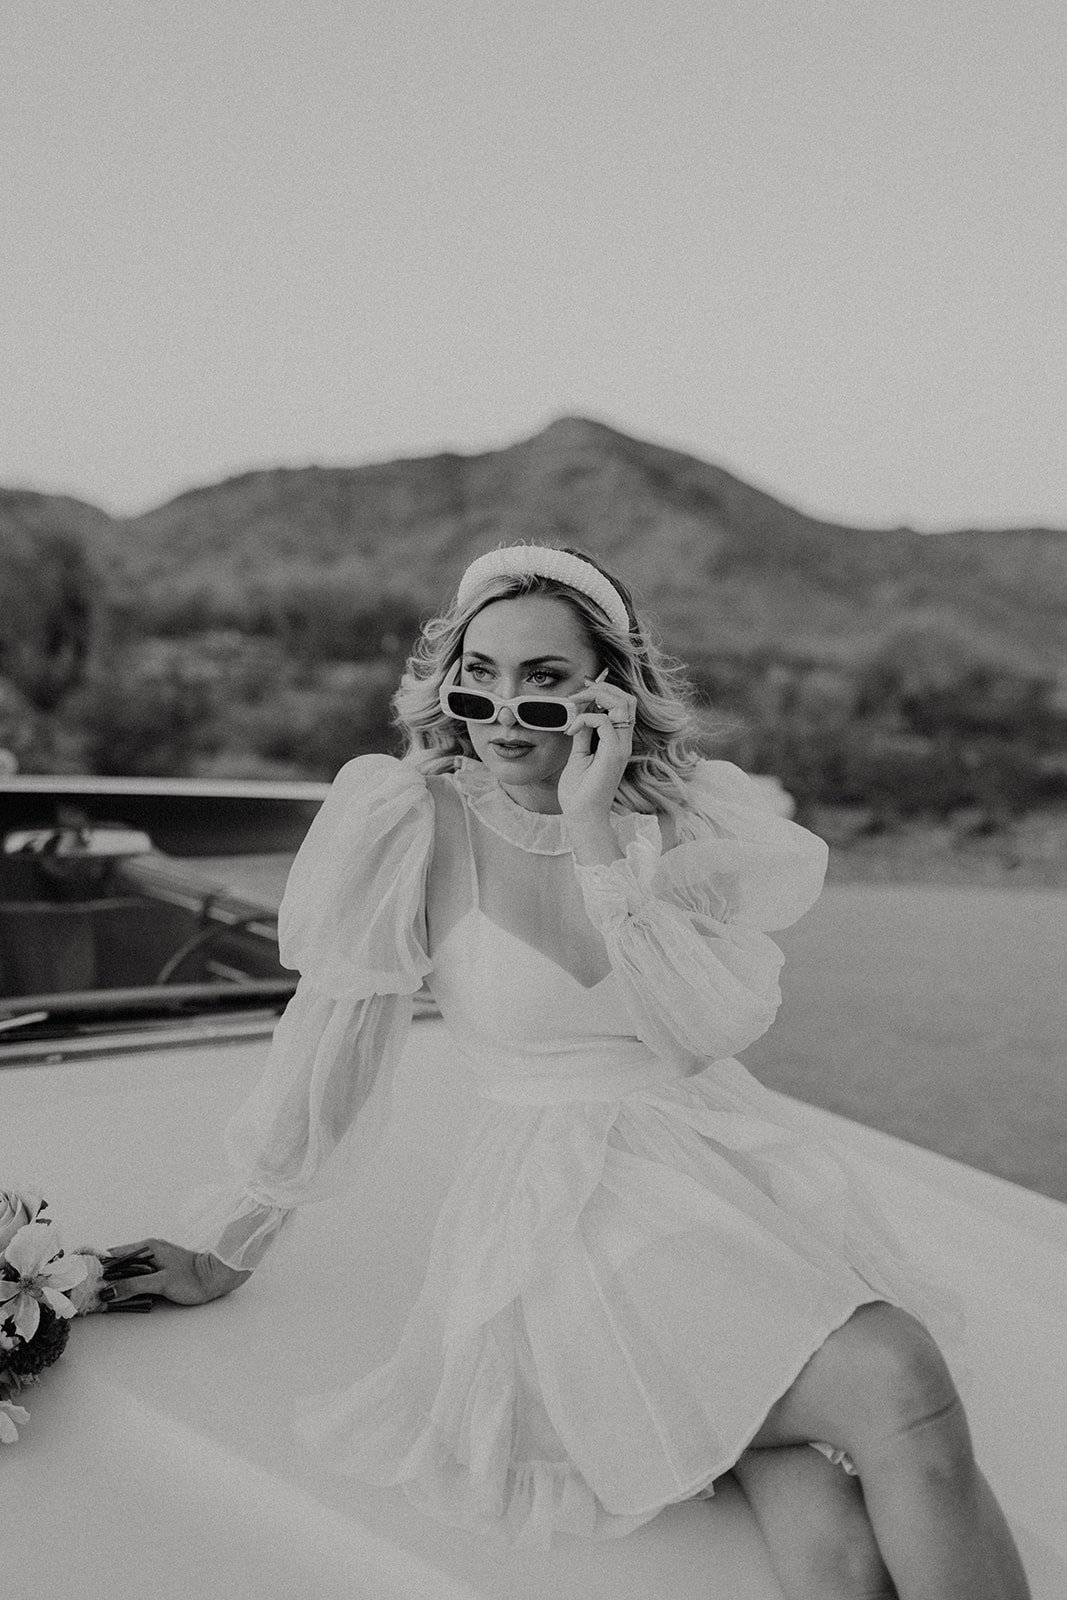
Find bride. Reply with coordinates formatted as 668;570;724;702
102;544;1030;1599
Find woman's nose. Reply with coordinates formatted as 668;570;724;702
495;704;517;728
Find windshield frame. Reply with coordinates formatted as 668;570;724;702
0;978;300;1065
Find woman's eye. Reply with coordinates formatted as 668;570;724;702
464;663;491;681
527;670;560;688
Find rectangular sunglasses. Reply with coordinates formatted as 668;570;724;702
438;659;576;731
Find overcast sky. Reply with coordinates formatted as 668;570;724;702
3;0;1065;530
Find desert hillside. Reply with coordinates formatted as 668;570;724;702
2;418;1064;880
77;415;1067;671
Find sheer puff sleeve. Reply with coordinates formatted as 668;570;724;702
572;761;828;1068
182;755;434;1272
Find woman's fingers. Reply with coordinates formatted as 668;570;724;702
571;681;637;731
103;1239;160;1258
100;1240;186;1304
566;710;634;744
565;713;606;744
96;1239;247;1308
572;672;617;691
100;1268;166;1305
104;1293;157;1312
102;1259;155;1281
102;1249;156;1280
572;679;632;709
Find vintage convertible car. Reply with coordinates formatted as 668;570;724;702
0;774;327;1064
3;775;1065;1599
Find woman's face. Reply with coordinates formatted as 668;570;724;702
457;595;599;811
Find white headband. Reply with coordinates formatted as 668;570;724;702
456;545;630;633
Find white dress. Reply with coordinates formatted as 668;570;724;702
186;754;961;1547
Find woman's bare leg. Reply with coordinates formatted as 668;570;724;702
749;1303;1030;1600
733;1444;896;1600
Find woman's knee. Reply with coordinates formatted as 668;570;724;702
736;1445;895;1600
840;1304;973;1477
757;1303;972;1475
784;1495;896;1599
806;1524;897;1600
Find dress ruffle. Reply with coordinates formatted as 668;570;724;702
295;1058;963;1547
451;758;652;858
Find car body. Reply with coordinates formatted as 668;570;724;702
3;775;1065;1598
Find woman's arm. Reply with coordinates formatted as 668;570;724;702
100;754;434;1307
565;753;826;1068
100;982;417;1305
573;832;787;1065
188;983;416;1271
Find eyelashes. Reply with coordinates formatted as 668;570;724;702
464;666;563;689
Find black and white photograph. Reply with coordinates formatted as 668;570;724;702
2;4;1064;1596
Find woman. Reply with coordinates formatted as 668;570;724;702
103;545;1030;1598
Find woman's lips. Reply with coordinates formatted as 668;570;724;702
490;739;535;758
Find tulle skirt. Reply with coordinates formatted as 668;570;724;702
294;1057;962;1548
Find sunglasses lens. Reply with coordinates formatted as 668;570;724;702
516;700;570;730
446;690;496;721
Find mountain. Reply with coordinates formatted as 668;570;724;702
5;417;1066;678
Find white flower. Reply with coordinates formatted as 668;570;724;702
66;1250;106;1316
0;1222;87;1343
0;1190;45;1258
0;1398;31;1444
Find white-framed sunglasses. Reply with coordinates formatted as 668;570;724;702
437;660;577;731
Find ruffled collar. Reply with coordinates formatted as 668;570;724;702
450;759;657;857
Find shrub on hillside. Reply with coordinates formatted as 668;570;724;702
0;529;98;710
238;663;400;778
66;656;219;776
132;568;422;665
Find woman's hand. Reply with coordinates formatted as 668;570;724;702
557;673;637;857
99;1238;251;1310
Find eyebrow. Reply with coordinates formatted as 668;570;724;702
462;652;574;668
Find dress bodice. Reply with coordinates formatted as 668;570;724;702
426;763;686;1103
190;749;830;1270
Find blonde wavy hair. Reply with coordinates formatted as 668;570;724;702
393;545;720;828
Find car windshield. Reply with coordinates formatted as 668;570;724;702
0;790;313;1065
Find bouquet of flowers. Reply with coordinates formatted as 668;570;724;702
0;1188;108;1443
